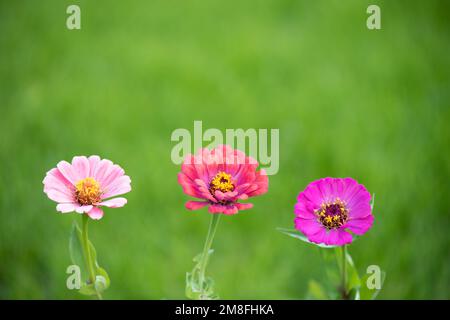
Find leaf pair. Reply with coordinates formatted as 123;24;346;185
69;221;110;297
185;249;218;300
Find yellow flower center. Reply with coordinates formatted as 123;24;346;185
316;198;349;230
75;177;102;205
209;171;235;194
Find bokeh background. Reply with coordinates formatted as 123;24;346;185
0;0;449;299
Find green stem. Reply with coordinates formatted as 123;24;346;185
342;245;347;299
198;214;221;296
81;214;102;300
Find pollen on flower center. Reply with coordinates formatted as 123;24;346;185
315;198;349;230
75;177;102;205
209;171;235;194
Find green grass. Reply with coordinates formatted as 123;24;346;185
0;0;449;299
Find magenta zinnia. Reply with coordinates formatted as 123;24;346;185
43;155;131;220
178;145;269;215
294;177;373;246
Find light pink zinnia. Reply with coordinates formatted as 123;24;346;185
294;177;373;246
43;155;131;220
178;145;268;215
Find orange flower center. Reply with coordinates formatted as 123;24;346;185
316;198;349;230
209;171;235;194
75;177;101;205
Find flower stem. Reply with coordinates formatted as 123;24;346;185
198;213;221;295
342;245;347;299
81;214;102;300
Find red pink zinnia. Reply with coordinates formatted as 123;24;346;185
178;145;269;215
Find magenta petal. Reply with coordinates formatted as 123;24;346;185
307;228;327;244
294;177;374;245
336;229;353;245
295;217;323;236
345;215;374;235
294;202;316;219
323;229;341;245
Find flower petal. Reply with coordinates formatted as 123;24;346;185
102;175;131;198
71;156;90;181
75;205;93;214
88;155;101;177
99;197;127;208
235;203;253;211
186;201;209;210
295;217;323;236
56;203;78;213
336;229;353;245
56;160;79;185
345;215;374;235
87;207;104;220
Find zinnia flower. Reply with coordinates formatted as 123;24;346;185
43;155;131;220
178;145;268;215
294;177;373;246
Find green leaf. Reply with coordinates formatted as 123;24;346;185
68;221;110;296
360;271;386;300
69;222;89;281
186;249;218;300
277;228;338;248
335;247;361;294
371;193;376;211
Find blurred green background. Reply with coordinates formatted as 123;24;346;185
0;0;449;299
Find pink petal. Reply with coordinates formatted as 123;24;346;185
223;205;238;215
88;155;101;177
214;190;238;202
43;168;73;194
99;197;127;208
71;156;90;181
208;204;226;214
186;201;209;210
45;190;74;203
99;164;125;191
246;170;269;197
56;203;78;213
56;160;79;185
178;173;203;198
87;207;104;220
102;175;131;198
92;159;114;186
75;205;93;214
235;203;253;210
